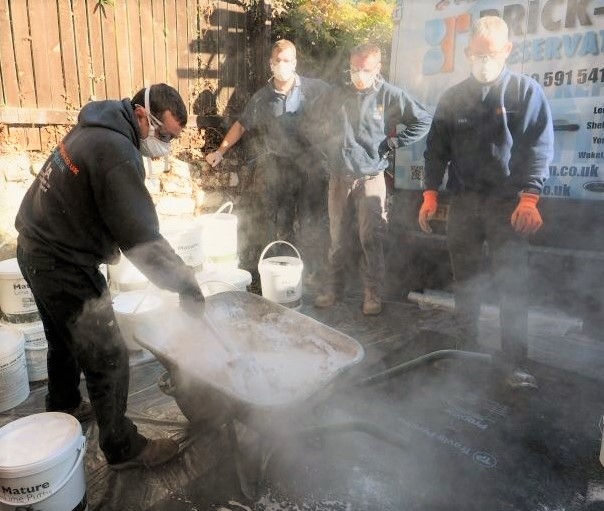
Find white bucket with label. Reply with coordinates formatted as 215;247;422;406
160;217;204;268
196;268;252;297
258;241;303;309
198;202;238;271
0;412;87;511
2;321;48;382
108;254;148;292
0;258;39;323
113;291;163;351
0;327;29;413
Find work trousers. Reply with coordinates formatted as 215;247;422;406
259;155;325;243
446;193;530;365
325;173;388;297
17;247;147;464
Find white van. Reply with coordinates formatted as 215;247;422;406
388;0;604;336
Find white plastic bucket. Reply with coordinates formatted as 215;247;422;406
197;202;238;271
599;415;604;467
0;258;39;323
196;268;252;297
25;345;48;382
0;327;29;413
2;321;48;382
108;253;148;292
160;218;204;268
113;291;164;351
0;412;87;511
258;241;303;309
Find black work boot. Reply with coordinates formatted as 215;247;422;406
51;400;94;423
109;438;179;470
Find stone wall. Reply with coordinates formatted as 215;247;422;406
0;152;233;261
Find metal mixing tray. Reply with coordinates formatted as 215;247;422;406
134;291;364;426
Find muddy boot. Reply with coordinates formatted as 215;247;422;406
506;366;538;390
362;288;382;316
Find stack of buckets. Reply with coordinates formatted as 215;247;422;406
194;201;252;296
0;257;45;414
108;202;252;351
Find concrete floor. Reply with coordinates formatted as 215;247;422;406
1;288;603;511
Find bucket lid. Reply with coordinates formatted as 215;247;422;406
0;413;83;477
0;258;23;279
1;320;44;336
0;327;24;357
113;291;163;314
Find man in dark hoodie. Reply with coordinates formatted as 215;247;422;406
314;43;432;315
15;83;204;470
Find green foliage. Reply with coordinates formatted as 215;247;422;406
273;0;395;77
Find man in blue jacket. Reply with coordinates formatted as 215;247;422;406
16;84;204;470
418;16;554;389
314;43;432;315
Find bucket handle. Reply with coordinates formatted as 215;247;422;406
214;201;234;215
0;437;87;506
258;240;302;266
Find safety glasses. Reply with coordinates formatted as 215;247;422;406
148;112;178;143
465;47;508;62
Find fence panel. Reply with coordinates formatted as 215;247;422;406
86;0;108;101
57;1;81;108
114;1;133;97
0;1;19;108
0;0;261;152
72;0;94;106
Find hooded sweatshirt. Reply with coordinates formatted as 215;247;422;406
16;99;199;295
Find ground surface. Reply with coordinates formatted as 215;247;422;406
1;288;603;511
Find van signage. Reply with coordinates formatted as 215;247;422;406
390;0;604;200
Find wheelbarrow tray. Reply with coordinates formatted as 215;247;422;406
133;291;364;427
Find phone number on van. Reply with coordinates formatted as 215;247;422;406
529;67;604;87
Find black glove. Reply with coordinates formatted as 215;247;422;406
179;288;205;317
378;138;392;158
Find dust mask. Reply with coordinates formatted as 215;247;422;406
271;61;296;82
140;88;172;158
471;58;505;84
350;70;376;90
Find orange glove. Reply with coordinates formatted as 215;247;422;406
418;190;438;233
511;192;543;235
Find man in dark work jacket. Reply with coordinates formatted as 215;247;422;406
419;17;554;389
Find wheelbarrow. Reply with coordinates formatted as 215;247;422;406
133;291;365;497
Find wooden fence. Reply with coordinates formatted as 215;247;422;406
0;0;270;151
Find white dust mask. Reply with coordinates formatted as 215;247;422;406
350;70;376;90
140;134;171;158
140;87;172;158
471;58;504;83
271;61;296;82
